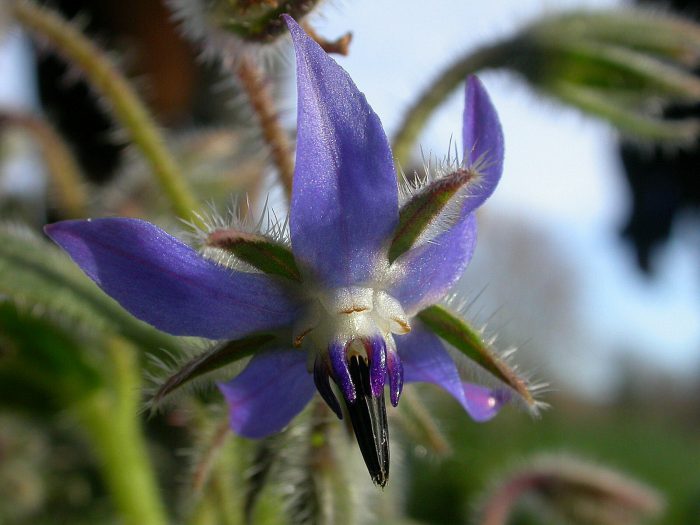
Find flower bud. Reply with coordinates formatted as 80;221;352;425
168;0;321;63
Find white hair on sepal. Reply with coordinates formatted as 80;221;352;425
396;148;467;248
181;194;291;245
397;140;462;204
180;194;292;272
437;293;550;417
396;136;502;250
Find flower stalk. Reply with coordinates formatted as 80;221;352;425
187;410;244;525
10;0;201;221
476;454;665;525
75;337;167;525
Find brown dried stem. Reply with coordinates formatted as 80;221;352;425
301;22;353;55
235;55;295;198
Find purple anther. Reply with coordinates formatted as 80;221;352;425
365;336;387;399
329;340;356;404
386;349;404;407
313;356;343;419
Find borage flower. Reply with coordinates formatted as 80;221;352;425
45;16;537;487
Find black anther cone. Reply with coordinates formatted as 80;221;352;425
346;355;389;487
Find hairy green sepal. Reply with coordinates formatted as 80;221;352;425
389;168;476;263
206;229;302;282
152;333;276;406
418;305;536;409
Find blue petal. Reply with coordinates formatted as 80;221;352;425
285;16;398;288
397;322;506;422
462;76;504;212
218;348;315;438
45;218;301;339
387;213;477;316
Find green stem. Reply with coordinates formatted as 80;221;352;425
0;111;88;218
187;407;244;525
11;0;201;222
76;337;168;525
391;42;509;167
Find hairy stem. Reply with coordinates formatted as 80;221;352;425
187;405;243;525
391;42;509;167
76;337;167;525
0;111;88;218
191;418;231;494
235;55;295;198
395;389;451;456
11;0;201;221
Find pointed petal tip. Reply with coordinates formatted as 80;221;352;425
43;221;57;237
281;13;298;32
283;14;311;51
466;74;481;91
43;218;87;242
462;74;504;211
285;5;398;288
463;384;511;422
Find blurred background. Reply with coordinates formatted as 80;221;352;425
1;0;699;523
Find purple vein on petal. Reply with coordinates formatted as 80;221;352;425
45;218;302;339
218;348;316;438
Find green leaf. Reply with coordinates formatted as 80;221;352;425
151;333;277;406
417;305;538;411
389;168;477;262
0;301;103;410
205;228;301;282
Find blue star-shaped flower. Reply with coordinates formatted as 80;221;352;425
46;16;510;486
